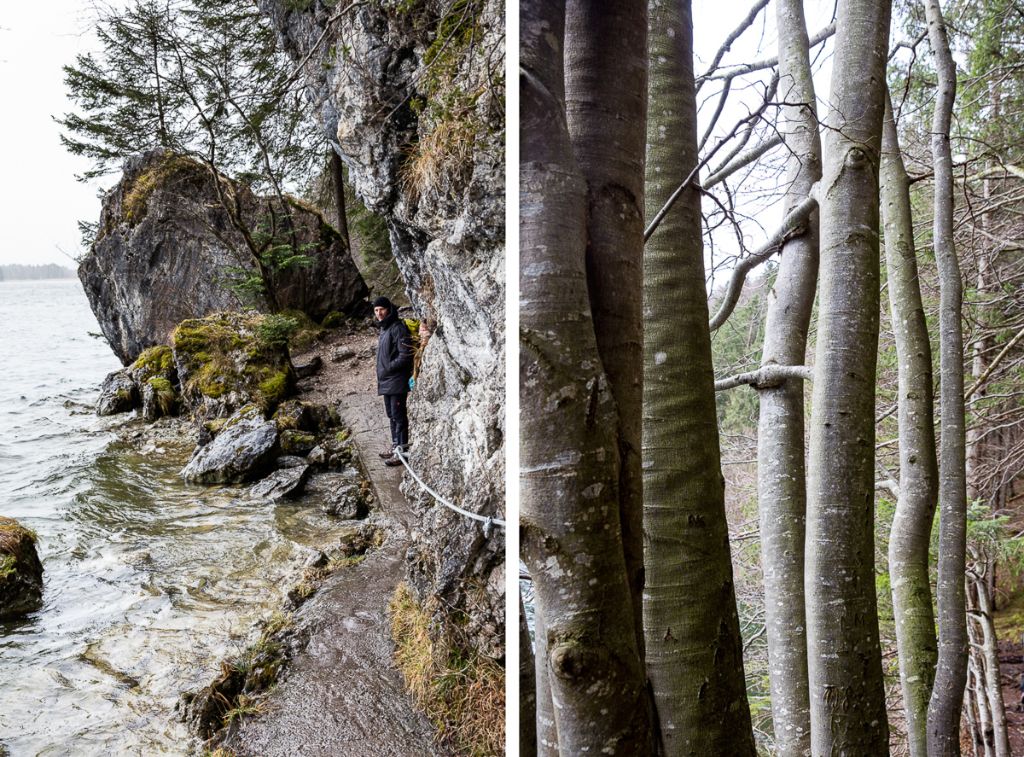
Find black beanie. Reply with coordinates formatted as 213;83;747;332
372;296;394;311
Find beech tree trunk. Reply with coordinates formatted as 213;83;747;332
643;0;754;753
973;574;1010;757
880;90;939;757
755;2;820;752
804;0;891;751
924;1;970;753
564;0;648;657
520;1;651;752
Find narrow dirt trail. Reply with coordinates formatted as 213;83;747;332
223;325;440;757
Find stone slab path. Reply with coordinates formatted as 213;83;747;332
223;327;440;757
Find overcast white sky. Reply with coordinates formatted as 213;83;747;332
0;1;842;268
0;1;105;266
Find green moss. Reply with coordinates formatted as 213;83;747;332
132;345;174;375
173;313;296;413
147;376;177;415
321;311;346;329
279;429;316;455
0;554;17;579
122;155;202;225
258;371;290;405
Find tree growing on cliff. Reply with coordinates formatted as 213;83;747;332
59;0;337;299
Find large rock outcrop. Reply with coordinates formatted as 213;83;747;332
80;150;369;364
258;0;504;657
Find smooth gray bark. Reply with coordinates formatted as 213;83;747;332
564;0;648;659
755;3;820;752
520;1;651;752
533;606;557;756
880;91;939;757
805;0;891;752
972;573;1010;757
924;1;969;753
643;0;754;753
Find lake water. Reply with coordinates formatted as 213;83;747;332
0;279;343;755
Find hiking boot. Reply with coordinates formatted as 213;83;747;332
383;455;403;467
379;447;395;459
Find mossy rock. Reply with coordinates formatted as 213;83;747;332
131;345;175;377
0;517;43;619
126;345;180;421
122;154;204;226
279;430;317;456
171;312;296;418
321;311;346;329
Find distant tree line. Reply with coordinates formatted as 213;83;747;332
0;264;76;281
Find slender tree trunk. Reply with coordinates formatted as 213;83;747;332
924;2;969;753
755;3;820;752
805;0;891;751
969;651;994;757
564;0;648;659
520;1;651;752
520;594;538;757
330;149;351;248
973;574;1010;757
643;0;753;753
880;90;939;757
965;660;981;757
968;613;996;757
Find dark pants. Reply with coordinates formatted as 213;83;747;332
383;393;409;449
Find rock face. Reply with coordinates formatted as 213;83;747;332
181;406;280;484
0;517;44;619
259;0;504;657
80;150;369;364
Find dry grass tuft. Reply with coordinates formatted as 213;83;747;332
399;118;477;202
389;583;505;756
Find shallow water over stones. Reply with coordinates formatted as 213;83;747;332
0;280;355;755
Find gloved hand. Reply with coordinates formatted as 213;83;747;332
408;377;416;390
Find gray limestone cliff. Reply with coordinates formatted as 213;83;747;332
79;150;368;365
258;0;505;657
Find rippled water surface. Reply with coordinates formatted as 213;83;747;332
0;280;343;755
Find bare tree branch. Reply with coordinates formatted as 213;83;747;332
708;194;818;331
714;363;813;391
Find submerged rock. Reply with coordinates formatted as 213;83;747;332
250;464;310;501
96;370;137;416
0;517;43;619
181;406;279;484
79;150;368;365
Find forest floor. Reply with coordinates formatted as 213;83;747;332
220;325;440;757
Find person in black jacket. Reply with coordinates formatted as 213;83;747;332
373;296;413;466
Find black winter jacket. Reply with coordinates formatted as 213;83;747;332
376;311;414;395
